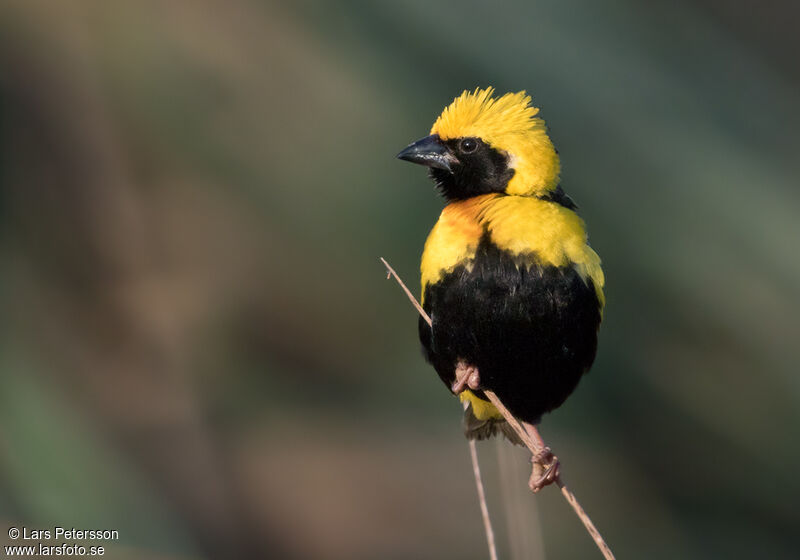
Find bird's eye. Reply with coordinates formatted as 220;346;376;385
460;138;478;153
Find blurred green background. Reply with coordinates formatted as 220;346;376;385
1;1;799;559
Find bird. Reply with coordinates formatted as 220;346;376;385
397;87;604;488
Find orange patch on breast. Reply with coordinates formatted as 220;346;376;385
420;194;498;298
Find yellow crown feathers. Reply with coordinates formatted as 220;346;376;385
431;87;544;142
431;87;560;196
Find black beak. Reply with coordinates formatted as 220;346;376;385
396;134;455;172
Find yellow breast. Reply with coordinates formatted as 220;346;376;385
482;196;605;307
420;195;605;308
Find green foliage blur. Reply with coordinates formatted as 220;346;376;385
1;1;798;559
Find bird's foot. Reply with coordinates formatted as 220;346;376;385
451;361;481;394
528;446;560;492
523;422;561;492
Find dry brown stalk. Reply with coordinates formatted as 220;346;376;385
380;257;616;560
468;434;499;560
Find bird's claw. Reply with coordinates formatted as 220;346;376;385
528;446;560;492
452;361;481;394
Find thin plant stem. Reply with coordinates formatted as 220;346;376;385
469;433;499;560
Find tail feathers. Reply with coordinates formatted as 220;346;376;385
463;402;524;446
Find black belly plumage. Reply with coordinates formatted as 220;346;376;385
419;233;602;424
